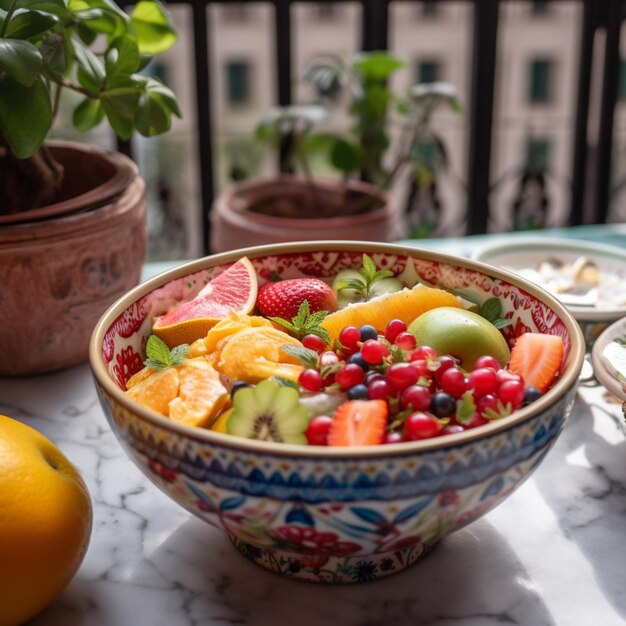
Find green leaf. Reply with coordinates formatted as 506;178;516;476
0;74;51;157
105;33;140;78
130;0;177;55
361;253;377;280
271;376;301;390
330;137;362;173
5;9;58;39
493;318;513;330
143;334;188;369
280;344;319;370
269;301;331;344
101;84;141;138
40;31;66;76
354;51;404;80
451;288;483;307
73;96;105;130
0;38;42;85
75;8;120;35
480;297;502;323
133;76;180;136
455;391;476;426
73;38;105;91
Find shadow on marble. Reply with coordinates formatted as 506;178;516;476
534;391;626;621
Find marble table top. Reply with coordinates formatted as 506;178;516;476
1;360;625;625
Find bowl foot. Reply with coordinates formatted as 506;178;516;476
229;535;439;583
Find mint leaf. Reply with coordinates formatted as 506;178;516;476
451;287;483;306
493;318;513;330
280;344;319;369
455;391;476;425
480;297;502;322
361;253;377;280
271;376;300;390
144;334;188;370
269;301;330;344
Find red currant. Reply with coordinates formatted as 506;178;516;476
302;334;327;353
384;431;407;444
305;416;332;445
404;412;441;440
368;379;396;400
360;339;389;364
497;369;523;386
338;326;361;352
407;357;429;379
439;367;468;398
474;355;501;372
440;423;465;436
433;355;458;384
319;351;339;367
394;332;417;350
468;367;498;398
412;345;437;360
400;385;432;412
335;363;365;389
385;363;419;390
465;413;489;429
298;369;323;392
498;379;525;409
384;319;407;343
476;394;499;418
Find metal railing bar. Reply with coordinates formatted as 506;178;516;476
191;0;215;255
594;0;622;224
467;0;499;234
569;0;597;226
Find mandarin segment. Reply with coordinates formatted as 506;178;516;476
126;367;180;415
168;358;230;428
217;326;305;383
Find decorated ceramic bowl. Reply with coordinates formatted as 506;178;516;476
90;241;585;584
472;237;626;351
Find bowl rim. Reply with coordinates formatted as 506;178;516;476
591;316;626;402
471;236;626;321
89;240;586;458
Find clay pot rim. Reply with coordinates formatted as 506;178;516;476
0;140;138;227
218;174;393;227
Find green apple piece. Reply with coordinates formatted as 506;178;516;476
369;277;403;298
408;306;510;370
332;270;403;309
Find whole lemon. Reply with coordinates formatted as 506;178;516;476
0;415;93;626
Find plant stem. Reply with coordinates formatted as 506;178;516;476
0;0;18;37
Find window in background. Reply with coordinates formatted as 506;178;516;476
531;0;550;16
418;59;440;83
221;4;250;22
226;60;251;105
422;1;438;17
315;3;336;19
529;59;553;103
526;136;552;170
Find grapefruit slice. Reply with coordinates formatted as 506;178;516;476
320;284;462;344
153;257;258;347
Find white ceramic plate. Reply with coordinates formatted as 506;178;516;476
591;316;626;402
472;237;626;323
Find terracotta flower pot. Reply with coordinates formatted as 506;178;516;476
210;175;398;253
0;141;147;376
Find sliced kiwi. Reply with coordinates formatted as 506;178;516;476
227;379;309;444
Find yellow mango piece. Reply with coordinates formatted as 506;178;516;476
168;358;230;428
210;408;233;433
217;326;304;383
126;367;180;416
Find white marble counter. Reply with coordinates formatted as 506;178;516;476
1;362;625;625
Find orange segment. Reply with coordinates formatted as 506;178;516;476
217;326;304;383
126;367;180;415
321;284;462;343
153;257;258;348
168;358;230;428
203;313;272;352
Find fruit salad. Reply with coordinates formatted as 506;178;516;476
125;254;565;446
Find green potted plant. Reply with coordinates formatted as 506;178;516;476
0;0;180;375
211;50;461;253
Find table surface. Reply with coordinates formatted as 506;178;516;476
2;225;626;626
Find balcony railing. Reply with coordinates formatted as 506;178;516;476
117;0;626;255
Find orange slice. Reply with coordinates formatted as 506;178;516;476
153;257;258;348
320;284;462;343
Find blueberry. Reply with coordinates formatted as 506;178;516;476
359;324;378;341
523;386;543;405
231;381;250;398
348;352;369;371
347;384;369;400
430;391;456;418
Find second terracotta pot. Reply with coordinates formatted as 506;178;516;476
210;175;398;253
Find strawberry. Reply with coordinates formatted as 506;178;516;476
508;332;564;393
256;278;337;319
327;400;387;446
